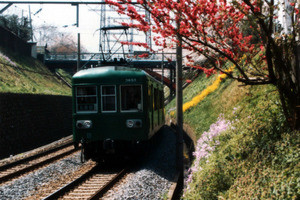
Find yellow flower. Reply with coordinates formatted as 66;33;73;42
169;65;235;116
182;66;234;113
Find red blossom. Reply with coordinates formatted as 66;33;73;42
120;41;151;50
260;45;264;51
187;64;216;77
138;53;149;58
290;2;295;6
106;0;267;81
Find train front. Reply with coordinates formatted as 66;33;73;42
72;66;150;161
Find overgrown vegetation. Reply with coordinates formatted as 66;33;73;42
166;72;299;199
0;14;31;41
0;48;71;95
107;0;300;130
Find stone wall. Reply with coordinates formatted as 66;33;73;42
0;93;72;159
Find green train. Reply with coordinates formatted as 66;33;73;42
72;66;165;161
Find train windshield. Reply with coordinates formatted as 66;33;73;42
121;85;142;112
101;85;116;112
76;86;97;113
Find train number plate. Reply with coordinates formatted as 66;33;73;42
125;78;137;82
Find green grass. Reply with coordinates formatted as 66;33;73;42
166;72;246;135
56;68;72;85
166;71;299;199
0;47;71;95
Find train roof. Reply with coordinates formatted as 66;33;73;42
72;66;160;85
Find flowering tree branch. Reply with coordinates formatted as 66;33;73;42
106;0;300;129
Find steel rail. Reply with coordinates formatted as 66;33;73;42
42;166;99;200
42;167;126;200
0;146;78;184
88;168;127;200
0;140;73;172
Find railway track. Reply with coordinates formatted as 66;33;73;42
0;142;78;184
42;166;127;200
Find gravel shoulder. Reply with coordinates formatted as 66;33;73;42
104;126;177;200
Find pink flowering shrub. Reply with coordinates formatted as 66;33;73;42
0;51;17;67
183;84;298;199
186;114;233;187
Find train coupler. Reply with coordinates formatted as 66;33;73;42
103;139;115;154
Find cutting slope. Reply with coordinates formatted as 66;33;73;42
0;48;71;95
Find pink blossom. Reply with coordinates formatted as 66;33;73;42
186;114;233;185
0;51;17;67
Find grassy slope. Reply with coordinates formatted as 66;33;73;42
166;73;299;199
0;48;71;95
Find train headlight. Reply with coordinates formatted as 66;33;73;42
126;119;142;128
126;120;134;128
76;120;92;129
83;121;92;129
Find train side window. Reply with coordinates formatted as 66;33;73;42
76;86;97;113
149;85;153;110
101;85;116;112
121;85;142;112
160;90;164;109
154;88;159;111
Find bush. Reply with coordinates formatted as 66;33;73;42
183;82;299;199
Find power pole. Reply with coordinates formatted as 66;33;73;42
28;5;33;41
73;3;80;72
176;8;184;195
99;0;106;52
77;33;80;71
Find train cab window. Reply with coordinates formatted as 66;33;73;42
76;86;97;113
121;85;142;112
101;85;116;112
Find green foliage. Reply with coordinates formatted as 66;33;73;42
0;14;31;41
0;48;71;95
226;132;299;200
56;68;72;85
178;73;299;199
166;72;221;134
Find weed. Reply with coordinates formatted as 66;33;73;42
177;72;298;199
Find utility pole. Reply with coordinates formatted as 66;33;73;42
77;33;80;71
28;5;33;41
176;4;184;194
99;0;106;52
161;50;164;84
72;3;80;72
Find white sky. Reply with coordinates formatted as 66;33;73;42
0;1;131;52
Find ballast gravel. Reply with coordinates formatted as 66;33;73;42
104;126;177;200
0;126;177;200
0;152;83;200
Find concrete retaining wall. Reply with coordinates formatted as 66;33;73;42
0;26;31;56
0;93;72;159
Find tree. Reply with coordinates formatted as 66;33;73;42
33;24;59;47
49;33;78;53
0;14;31;41
106;0;300;130
34;24;86;53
